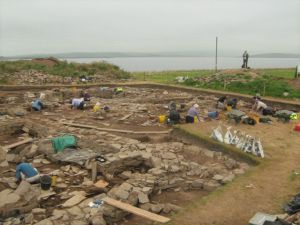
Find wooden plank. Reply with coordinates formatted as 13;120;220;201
94;180;109;188
102;197;170;223
118;113;133;121
91;161;98;183
3;138;33;152
63;122;171;134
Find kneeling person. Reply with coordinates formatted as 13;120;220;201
16;163;40;183
71;98;85;110
32;99;43;111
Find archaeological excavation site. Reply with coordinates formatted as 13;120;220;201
0;84;254;225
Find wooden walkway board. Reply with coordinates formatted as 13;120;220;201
3;138;33;152
63;122;171;134
103;197;170;223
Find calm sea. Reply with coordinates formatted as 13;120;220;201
50;57;300;72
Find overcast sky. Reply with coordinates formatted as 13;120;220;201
0;0;300;56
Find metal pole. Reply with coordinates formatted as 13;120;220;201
215;36;218;73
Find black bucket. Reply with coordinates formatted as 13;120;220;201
40;175;52;190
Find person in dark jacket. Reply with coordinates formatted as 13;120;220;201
216;96;227;109
242;50;249;68
227;98;238;109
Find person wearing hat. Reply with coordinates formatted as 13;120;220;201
186;104;201;123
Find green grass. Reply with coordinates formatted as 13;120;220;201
0;58;130;79
132;70;213;83
257;68;296;79
133;68;299;99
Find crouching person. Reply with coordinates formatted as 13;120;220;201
16;163;40;183
32;99;43;111
71;98;85;110
186;104;201;123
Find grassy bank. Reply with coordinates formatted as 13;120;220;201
0;58;130;84
133;68;300;99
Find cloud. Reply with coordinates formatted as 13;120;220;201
0;0;299;56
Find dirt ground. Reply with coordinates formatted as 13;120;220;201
171;120;300;225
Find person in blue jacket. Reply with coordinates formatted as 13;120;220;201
32;99;43;111
16;163;40;183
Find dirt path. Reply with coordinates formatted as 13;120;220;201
171;121;300;225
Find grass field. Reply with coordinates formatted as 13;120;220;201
0;58;129;82
132;68;300;99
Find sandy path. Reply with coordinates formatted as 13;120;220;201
171;120;300;225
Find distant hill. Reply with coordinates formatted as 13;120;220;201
1;52;300;59
252;53;300;58
1;51;216;59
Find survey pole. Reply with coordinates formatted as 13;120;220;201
215;36;218;73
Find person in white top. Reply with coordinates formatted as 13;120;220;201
252;99;267;113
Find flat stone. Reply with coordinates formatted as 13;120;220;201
119;182;133;192
150;204;163;213
70;221;86;225
169;165;180;173
119;171;132;179
142;187;152;194
148;168;166;176
213;174;224;182
115;189;129;200
162;152;177;160
62;194;86;208
150;156;162;168
91;215;106;225
137;143;146;150
138;192;149;204
34;219;53;225
51;209;68;220
191;179;204;188
0;189;20;208
224;159;237;169
165;203;182;212
201;149;215;158
169;177;185;185
66;206;84;218
203;181;220;191
222;174;235;184
32;208;46;214
140;203;151;211
233;168;245;175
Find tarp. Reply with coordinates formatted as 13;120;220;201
52;135;77;153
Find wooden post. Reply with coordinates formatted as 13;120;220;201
215;36;218;73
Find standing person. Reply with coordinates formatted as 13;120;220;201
242;50;249;68
186;104;201;123
16;163;40;183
